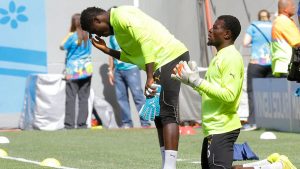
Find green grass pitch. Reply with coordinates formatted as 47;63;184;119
0;128;299;168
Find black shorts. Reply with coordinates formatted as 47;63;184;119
201;129;240;169
154;51;190;127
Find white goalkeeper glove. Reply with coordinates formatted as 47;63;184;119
171;61;203;88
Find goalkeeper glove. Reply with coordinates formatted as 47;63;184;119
139;84;161;121
171;61;203;88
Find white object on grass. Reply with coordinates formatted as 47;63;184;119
260;132;277;140
0;136;9;144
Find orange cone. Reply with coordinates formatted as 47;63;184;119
91;119;98;127
179;126;196;135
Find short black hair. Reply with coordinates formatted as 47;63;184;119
80;7;106;31
217;15;241;42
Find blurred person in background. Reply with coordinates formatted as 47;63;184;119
108;35;150;128
297;1;300;24
242;9;272;131
271;0;300;78
60;13;92;129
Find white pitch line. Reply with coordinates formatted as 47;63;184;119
190;161;201;164
1;156;40;165
177;158;201;164
176;158;188;161
0;156;78;169
176;158;202;164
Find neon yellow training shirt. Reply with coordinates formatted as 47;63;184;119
194;45;244;137
110;6;188;71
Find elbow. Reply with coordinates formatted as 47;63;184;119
243;34;251;47
223;98;235;105
226;99;236;105
222;93;237;104
243;41;249;47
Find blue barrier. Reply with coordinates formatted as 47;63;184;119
0;0;47;128
253;78;300;132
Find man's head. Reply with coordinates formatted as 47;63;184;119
258;9;271;21
278;0;296;17
80;7;112;37
207;15;241;50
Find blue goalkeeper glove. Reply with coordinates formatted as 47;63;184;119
139;84;161;121
154;85;161;117
295;87;300;97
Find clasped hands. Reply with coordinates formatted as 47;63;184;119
171;60;203;88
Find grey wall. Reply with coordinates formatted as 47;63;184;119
46;0;132;95
209;0;298;61
46;0;133;126
45;0;298;125
138;0;203;122
253;78;300;133
45;0;203;125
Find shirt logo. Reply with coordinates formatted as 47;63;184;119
154;75;160;82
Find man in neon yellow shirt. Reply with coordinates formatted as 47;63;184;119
172;15;243;169
271;0;300;77
173;14;297;169
80;6;189;169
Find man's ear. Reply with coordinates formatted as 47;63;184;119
93;16;101;24
224;30;231;40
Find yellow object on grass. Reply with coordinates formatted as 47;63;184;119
91;126;103;130
40;158;61;167
0;149;8;157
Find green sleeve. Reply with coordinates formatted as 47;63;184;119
194;58;243;104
